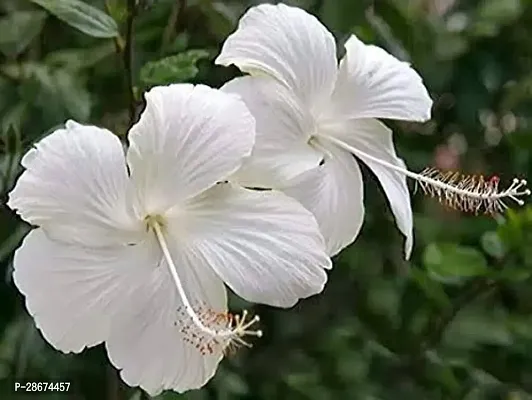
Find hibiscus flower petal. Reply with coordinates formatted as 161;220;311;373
7;121;139;247
106;233;227;395
13;228;158;353
180;183;331;308
325;119;413;259
127;84;255;214
216;3;337;107
331;34;432;122
282;140;365;256
221;76;322;188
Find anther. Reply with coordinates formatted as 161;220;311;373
175;304;262;356
417;168;530;214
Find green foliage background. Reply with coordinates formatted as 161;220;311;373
1;0;532;399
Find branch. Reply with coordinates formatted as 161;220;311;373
391;278;498;390
124;0;139;128
421;278;497;351
161;0;187;55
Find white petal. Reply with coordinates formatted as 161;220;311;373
222;76;321;188
182;183;331;308
8;121;139;247
282;140;365;256
325;119;413;258
216;3;337;107
127;84;255;215
106;232;227;395
329;34;432;122
13;229;158;353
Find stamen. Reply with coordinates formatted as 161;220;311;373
176;304;261;355
322;135;529;214
417;169;529;214
148;219;262;353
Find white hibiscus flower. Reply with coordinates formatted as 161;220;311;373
7;84;331;395
216;3;529;258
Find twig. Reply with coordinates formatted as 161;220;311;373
124;0;139;128
104;0;125;54
393;278;498;389
421;278;497;351
161;0;186;55
1;125;22;194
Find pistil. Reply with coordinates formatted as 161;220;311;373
321;134;530;214
147;216;262;353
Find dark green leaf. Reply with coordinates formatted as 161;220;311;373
481;231;506;259
489;267;531;282
29;0;119;38
45;42;116;70
20;63;91;121
140;50;210;86
0;11;47;56
423;243;489;282
445;307;513;348
410;268;452;308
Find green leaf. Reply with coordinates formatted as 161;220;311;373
53;69;92;120
489;267;531;282
0;11;47;56
198;2;237;40
167;32;190;54
0;107;24;193
423;243;489;283
20;63;91;121
29;0;119;38
140;50;210;86
444;307;513;348
45;42;116;71
104;0;128;25
410;268;451;308
481;231;506;259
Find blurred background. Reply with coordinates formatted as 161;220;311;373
1;0;532;398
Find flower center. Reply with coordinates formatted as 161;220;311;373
307;135;332;165
144;214;166;230
145;215;262;355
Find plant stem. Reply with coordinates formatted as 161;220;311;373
421;277;497;352
125;0;138;128
395;278;498;389
161;0;186;55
